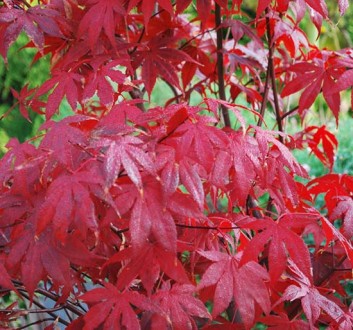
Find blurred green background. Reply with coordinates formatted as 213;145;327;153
0;34;49;153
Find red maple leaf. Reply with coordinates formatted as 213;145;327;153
144;281;211;330
79;283;150;330
260;313;310;330
281;54;342;122
134;30;197;95
36;70;82;119
92;134;156;188
35;171;101;241
240;214;314;283
77;0;126;49
198;251;270;326
0;5;63;58
308;174;353;214
330;196;353;238
105;244;189;294
128;0;173;26
278;260;353;329
82;59;127;108
292;125;338;170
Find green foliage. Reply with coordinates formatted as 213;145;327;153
0;34;49;153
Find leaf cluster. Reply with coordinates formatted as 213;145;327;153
0;0;353;329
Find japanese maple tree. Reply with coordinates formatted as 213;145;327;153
1;0;353;329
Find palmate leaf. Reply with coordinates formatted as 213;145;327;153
38;116;94;169
79;283;151;330
281;55;343;122
135;31;198;95
0;5;63;59
82;60;127;107
0;260;15;291
278;260;353;329
330;196;353;238
259;313;310;330
1;0;353;329
292;125;338;171
255;0;328;20
93;135;156;188
105;244;189;294
239;215;313;283
308;174;353;215
36;71;82;119
35;172;100;241
144;282;211;330
172;117;230;171
77;0;126;49
198;251;270;327
179;158;204;209
128;0;173;26
7;222;99;298
129;182;178;252
112;174;182;253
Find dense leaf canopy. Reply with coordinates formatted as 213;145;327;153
1;0;353;329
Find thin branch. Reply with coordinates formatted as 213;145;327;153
15;289;70;326
13;280;85;318
179;28;216;50
0;306;64;314
257;59;271;127
128;89;146;112
265;13;283;142
111;223;240;232
215;3;231;128
164;80;181;104
281;105;298;120
176;223;240;230
17;318;56;330
110;225;129;235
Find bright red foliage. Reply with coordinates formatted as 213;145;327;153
1;0;353;329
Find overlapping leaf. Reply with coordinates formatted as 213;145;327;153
146;282;211;330
278;260;353;329
36;70;82;119
80;283;150;330
281;56;342;122
198;251;270;327
240;215;313;283
77;0;126;49
0;5;63;58
93;135;156;188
